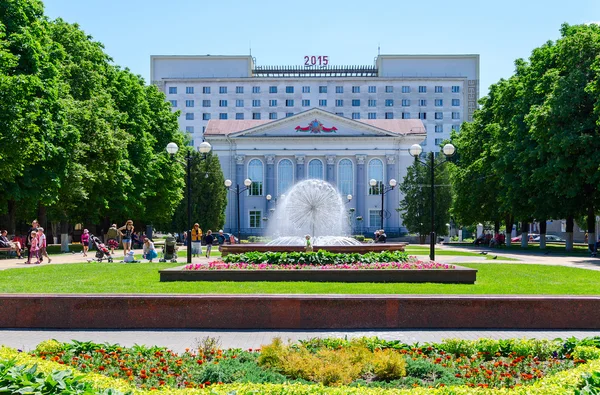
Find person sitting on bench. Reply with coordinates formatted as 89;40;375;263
0;230;23;258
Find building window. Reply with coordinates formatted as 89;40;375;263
452;112;460;119
252;112;261;119
385;112;394;119
419;99;427;106
368;86;376;93
235;99;244;107
452;99;460;106
236;86;244;94
401;112;410;119
219;100;227;107
452;86;460;93
368;112;376;119
308;159;323;180
269;112;277;120
302;86;310;93
186;113;194;120
248;159;263;196
352;112;360;119
185;126;194;134
252;99;261;107
286;112;293;117
269;86;277;93
418;86;427;93
219;86;227;94
419;112;427;120
285;86;294;94
369;209;382;228
401;99;410;107
335;99;343;107
435;99;443;107
336;86;344;93
236;113;244;120
169;100;177;107
435;125;443;133
277;159;293;195
352;99;360;106
249;210;262;228
435;86;443;93
435;112;443;120
319;86;327;93
202;100;211;107
335;112;344;117
402;86;410;93
435;138;444;146
219;113;228;119
202;87;211;94
202;113;210;120
385;99;394;107
337;159;353;196
352;86;360;93
202;126;205;133
168;87;177;94
319;99;327;106
285;99;294;107
368;158;384;195
452;124;460;132
185;100;194;107
302;99;310;107
186;87;194;94
269;99;277;107
368;99;376;107
252;86;260;93
421;138;428;147
385;86;393;93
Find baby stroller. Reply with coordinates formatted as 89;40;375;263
90;234;113;263
159;236;178;263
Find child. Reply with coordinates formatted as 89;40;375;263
37;228;51;263
81;229;90;257
142;238;158;262
305;234;313;252
29;231;40;264
204;230;214;258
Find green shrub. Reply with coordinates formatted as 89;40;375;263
371;348;407;380
574;346;600;361
35;339;64;355
576;371;600;394
438;338;477;357
353;235;365;242
223;250;409;265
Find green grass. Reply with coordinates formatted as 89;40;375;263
0;263;599;294
404;246;517;260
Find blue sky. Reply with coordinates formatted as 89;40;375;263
43;0;598;96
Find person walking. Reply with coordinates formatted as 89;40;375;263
142;238;158;262
81;229;90;257
37;227;51;263
118;220;134;256
106;224;119;254
191;223;203;257
26;219;39;264
29;231;40;264
204;230;214;258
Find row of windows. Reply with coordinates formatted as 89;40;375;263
170;98;461;108
186;124;458;134
168;85;462;95
244;209;384;228
184;111;462;121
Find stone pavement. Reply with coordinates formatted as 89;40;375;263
2;329;600;353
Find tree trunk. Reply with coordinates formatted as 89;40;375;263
505;214;513;247
587;206;596;254
7;200;16;235
494;220;500;235
37;203;47;231
521;221;529;248
565;216;574;252
60;221;70;253
539;220;547;250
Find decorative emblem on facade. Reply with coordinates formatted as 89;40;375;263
265;155;275;165
386;155;396;165
295;119;338;134
356;155;366;165
235;155;245;165
326;155;336;165
295;155;305;165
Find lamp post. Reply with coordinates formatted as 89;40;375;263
369;178;397;231
224;178;253;242
409;143;455;261
166;141;212;264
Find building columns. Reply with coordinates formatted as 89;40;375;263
235;155;245;232
265;155;275;217
295;155;305;182
356;155;366;232
386;155;398;232
326;155;336;183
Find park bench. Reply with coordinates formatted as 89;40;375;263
0;246;19;259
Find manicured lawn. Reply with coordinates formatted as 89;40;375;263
404;246;517;260
0;263;599;294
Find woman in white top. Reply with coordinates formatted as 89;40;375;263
142;238;158;262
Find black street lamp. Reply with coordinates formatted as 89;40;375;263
409;143;456;261
166;141;212;264
369;179;397;231
224;178;253;242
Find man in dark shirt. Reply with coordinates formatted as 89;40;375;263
26;219;39;264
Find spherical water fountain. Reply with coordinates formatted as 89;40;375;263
266;179;361;246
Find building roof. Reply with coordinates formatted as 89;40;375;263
204;118;425;136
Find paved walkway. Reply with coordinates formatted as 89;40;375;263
2;329;600;353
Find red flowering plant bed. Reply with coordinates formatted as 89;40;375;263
184;261;456;271
29;336;600;391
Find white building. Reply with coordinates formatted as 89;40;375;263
151;54;479;152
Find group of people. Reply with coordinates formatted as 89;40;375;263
1;220;52;264
189;224;228;258
374;230;387;243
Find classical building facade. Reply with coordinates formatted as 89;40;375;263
204;108;426;236
151;54;479;154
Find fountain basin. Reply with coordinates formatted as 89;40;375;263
220;243;407;257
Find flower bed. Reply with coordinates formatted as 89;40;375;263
4;336;600;394
184;260;456;271
221;250;410;265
